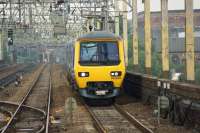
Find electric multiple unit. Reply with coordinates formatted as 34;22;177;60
66;31;126;100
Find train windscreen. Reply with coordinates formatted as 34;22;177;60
79;42;120;66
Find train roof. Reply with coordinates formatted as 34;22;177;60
77;31;121;40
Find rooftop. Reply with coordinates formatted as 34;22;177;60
78;31;121;40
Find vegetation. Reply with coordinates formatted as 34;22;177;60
195;64;200;84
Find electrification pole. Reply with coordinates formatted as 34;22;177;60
185;0;195;81
132;0;139;71
123;0;128;66
115;0;120;35
105;0;109;31
144;0;152;74
161;0;169;78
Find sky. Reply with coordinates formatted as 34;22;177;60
123;0;200;19
137;0;200;12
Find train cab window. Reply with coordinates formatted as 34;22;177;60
79;42;120;66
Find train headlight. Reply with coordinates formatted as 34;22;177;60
115;72;119;76
110;71;122;77
78;72;89;77
111;72;115;76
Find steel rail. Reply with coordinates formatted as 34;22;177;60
0;65;27;87
45;67;52;133
84;103;107;133
114;104;154;133
16;124;45;133
0;109;12;131
0;64;17;73
0;101;46;118
1;65;45;133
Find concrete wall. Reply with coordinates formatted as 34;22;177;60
123;72;200;130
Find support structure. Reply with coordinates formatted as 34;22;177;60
87;19;91;32
105;0;109;31
86;18;95;32
123;1;128;66
0;32;3;60
115;0;120;36
9;0;12;23
91;18;95;31
132;0;139;71
97;20;101;30
185;0;195;81
161;0;169;78
144;0;152;74
23;0;26;25
29;4;32;26
18;0;21;24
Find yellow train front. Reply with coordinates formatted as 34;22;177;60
69;31;126;99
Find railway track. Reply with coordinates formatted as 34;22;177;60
84;102;154;133
0;64;52;133
0;64;27;88
0;64;24;79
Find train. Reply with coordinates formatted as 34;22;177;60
66;31;126;101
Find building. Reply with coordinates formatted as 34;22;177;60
137;9;200;64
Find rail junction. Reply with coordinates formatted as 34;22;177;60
0;0;200;133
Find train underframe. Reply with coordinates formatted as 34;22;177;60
74;81;120;99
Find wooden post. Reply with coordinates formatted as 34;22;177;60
185;0;195;81
132;0;139;71
144;0;152;74
115;0;120;36
123;1;128;66
161;0;169;78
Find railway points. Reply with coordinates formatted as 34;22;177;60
0;0;200;133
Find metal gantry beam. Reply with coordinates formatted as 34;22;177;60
0;0;128;44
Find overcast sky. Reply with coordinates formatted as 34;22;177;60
137;0;200;12
123;0;200;19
